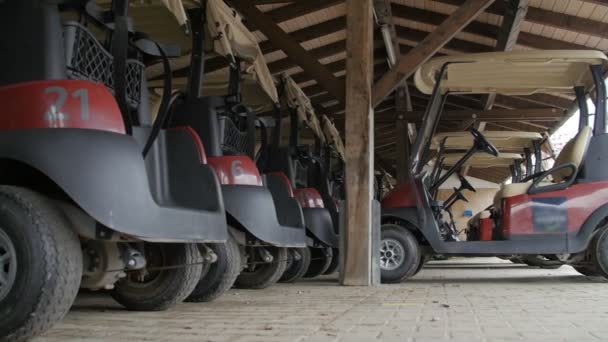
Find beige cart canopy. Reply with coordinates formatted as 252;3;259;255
431;131;544;151
321;115;345;160
282;74;325;143
136;0;278;104
414;50;608;96
442;153;523;168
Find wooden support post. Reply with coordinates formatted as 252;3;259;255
395;87;411;184
374;0;412;184
340;0;377;286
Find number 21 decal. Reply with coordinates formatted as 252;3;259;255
43;86;90;123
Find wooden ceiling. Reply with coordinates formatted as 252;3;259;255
196;0;607;182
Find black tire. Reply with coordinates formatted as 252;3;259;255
0;186;82;342
186;236;241;303
304;247;333;278
573;265;602;276
234;247;288;289
279;248;311;283
111;243;202;311
412;255;429;276
590;225;608;279
522;255;563;269
323;248;339;275
380;224;421;284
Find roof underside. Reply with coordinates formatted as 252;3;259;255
143;0;608;183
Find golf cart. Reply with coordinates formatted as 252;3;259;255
155;0;307;290
0;0;232;339
381;50;608;283
432;130;563;268
257;74;340;282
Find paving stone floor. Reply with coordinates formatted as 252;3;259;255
35;258;608;342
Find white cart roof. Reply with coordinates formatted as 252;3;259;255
442;153;522;168
431;131;543;150
282;74;325;143
321;115;345;161
414;50;608;96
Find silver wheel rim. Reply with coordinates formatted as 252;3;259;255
0;229;17;301
380;238;405;271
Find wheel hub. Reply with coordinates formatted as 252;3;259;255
0;229;17;301
380;238;405;271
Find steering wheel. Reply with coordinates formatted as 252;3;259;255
470;128;499;157
458;174;476;193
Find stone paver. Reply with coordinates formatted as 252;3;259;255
34;258;608;342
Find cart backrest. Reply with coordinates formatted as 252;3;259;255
553;126;592;182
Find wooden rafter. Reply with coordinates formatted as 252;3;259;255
371;0;495;107
229;0;346;101
435;0;608;40
391;4;592;52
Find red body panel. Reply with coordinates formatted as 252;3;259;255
500;182;608;238
168;126;207;164
479;218;493;241
294;188;325;208
207;156;263;186
381;182;417;208
0;80;124;134
268;172;294;197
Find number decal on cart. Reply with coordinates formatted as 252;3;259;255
43;86;69;123
43;86;90;123
231;160;245;178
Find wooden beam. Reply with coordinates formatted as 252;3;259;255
391;3;592;51
435;0;608;40
341;0;377;286
481;0;528;110
230;0;346;101
371;0;495;107
397;108;563;122
374;0;411;182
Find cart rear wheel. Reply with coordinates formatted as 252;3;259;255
323;248;339;275
590;224;608;279
280;247;311;283
111;243;202;311
304;247;333;278
235;247;288;289
186;236;241;303
380;224;421;283
0;186;82;341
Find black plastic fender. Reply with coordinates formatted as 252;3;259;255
221;184;306;247
0;129;227;242
302;208;338;247
265;173;306;229
568;203;608;253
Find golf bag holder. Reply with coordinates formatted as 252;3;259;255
169;96;306;247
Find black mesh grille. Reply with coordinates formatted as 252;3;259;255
63;22;143;109
221;116;249;155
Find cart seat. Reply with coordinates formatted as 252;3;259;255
493;126;592;209
467;209;491;226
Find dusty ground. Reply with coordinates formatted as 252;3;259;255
35;258;608;342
